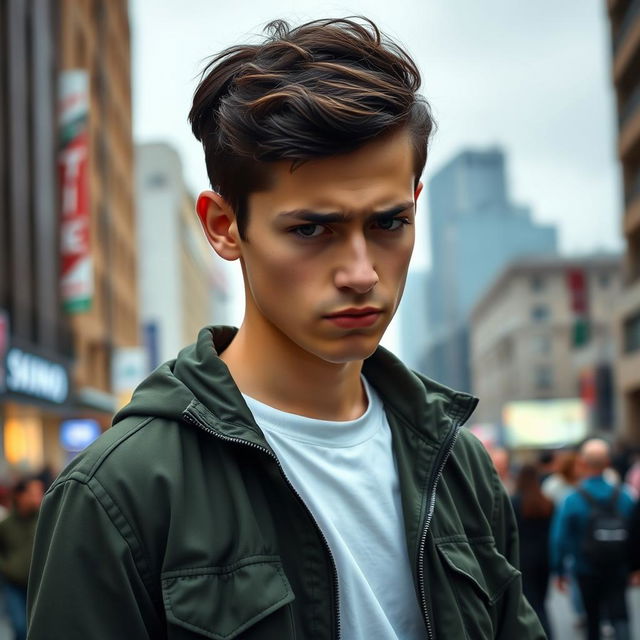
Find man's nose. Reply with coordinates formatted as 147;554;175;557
333;235;379;294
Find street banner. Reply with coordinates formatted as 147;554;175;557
59;70;92;313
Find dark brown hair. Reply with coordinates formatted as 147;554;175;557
189;17;434;239
515;464;554;519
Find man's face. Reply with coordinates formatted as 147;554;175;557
238;128;420;364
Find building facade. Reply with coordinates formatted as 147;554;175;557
607;0;640;442
470;255;622;434
420;148;558;390
0;0;138;474
136;143;228;369
398;270;429;370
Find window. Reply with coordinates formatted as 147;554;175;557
534;365;553;390
530;275;545;292
531;305;550;322
532;334;552;355
624;312;640;353
146;172;167;189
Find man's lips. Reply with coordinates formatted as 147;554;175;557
324;307;382;318
323;307;383;328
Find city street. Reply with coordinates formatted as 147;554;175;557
548;584;640;639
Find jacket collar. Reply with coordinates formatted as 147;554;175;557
117;326;477;449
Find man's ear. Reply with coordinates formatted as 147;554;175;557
196;190;242;261
414;181;424;202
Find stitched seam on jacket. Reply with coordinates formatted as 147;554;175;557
50;476;159;606
85;477;158;602
87;416;155;477
161;557;283;580
433;534;495;545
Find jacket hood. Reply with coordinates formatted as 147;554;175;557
113;326;477;447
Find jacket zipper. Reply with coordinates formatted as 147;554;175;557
183;409;342;640
417;423;462;640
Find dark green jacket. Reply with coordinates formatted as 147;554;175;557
28;326;545;639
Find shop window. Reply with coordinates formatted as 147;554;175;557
3;405;44;469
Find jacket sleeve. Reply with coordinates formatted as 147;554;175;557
491;474;547;640
28;477;164;640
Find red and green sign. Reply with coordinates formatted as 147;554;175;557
59;70;92;313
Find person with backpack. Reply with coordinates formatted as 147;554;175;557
551;438;636;640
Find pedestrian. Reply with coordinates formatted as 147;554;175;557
0;477;44;640
629;496;640;573
624;449;640;498
551;438;635;640
28;17;545;639
489;446;514;494
542;450;579;506
512;464;554;638
537;450;556;484
541;449;586;626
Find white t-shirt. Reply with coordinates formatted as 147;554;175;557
242;378;425;640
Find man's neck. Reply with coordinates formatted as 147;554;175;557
219;322;367;422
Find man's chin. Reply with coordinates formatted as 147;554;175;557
315;335;382;364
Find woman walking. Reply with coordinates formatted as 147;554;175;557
512;464;555;638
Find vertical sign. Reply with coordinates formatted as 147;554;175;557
566;267;589;346
59;70;92;313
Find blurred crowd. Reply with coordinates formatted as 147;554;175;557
0;469;51;640
489;439;640;640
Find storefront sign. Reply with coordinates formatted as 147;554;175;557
502;398;587;449
5;347;69;404
59;70;92;313
60;419;101;451
112;347;148;409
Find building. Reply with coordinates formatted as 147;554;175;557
420;148;558;390
135;143;228;368
0;0;138;474
470;255;622;437
398;270;428;370
607;0;640;443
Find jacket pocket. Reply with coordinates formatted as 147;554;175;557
161;556;296;640
435;539;520;638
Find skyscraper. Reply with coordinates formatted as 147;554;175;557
420;148;558;391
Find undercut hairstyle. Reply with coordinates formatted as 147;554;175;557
189;17;434;239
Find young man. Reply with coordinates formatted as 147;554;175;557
28;18;545;639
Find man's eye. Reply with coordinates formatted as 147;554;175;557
376;218;407;231
293;224;325;238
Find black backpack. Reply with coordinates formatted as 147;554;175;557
578;485;629;572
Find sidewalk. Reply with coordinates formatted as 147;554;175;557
548;584;640;639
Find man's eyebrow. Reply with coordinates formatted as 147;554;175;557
277;202;414;223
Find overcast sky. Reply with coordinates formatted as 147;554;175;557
130;0;622;341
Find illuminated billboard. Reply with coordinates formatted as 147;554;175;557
502;398;588;448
